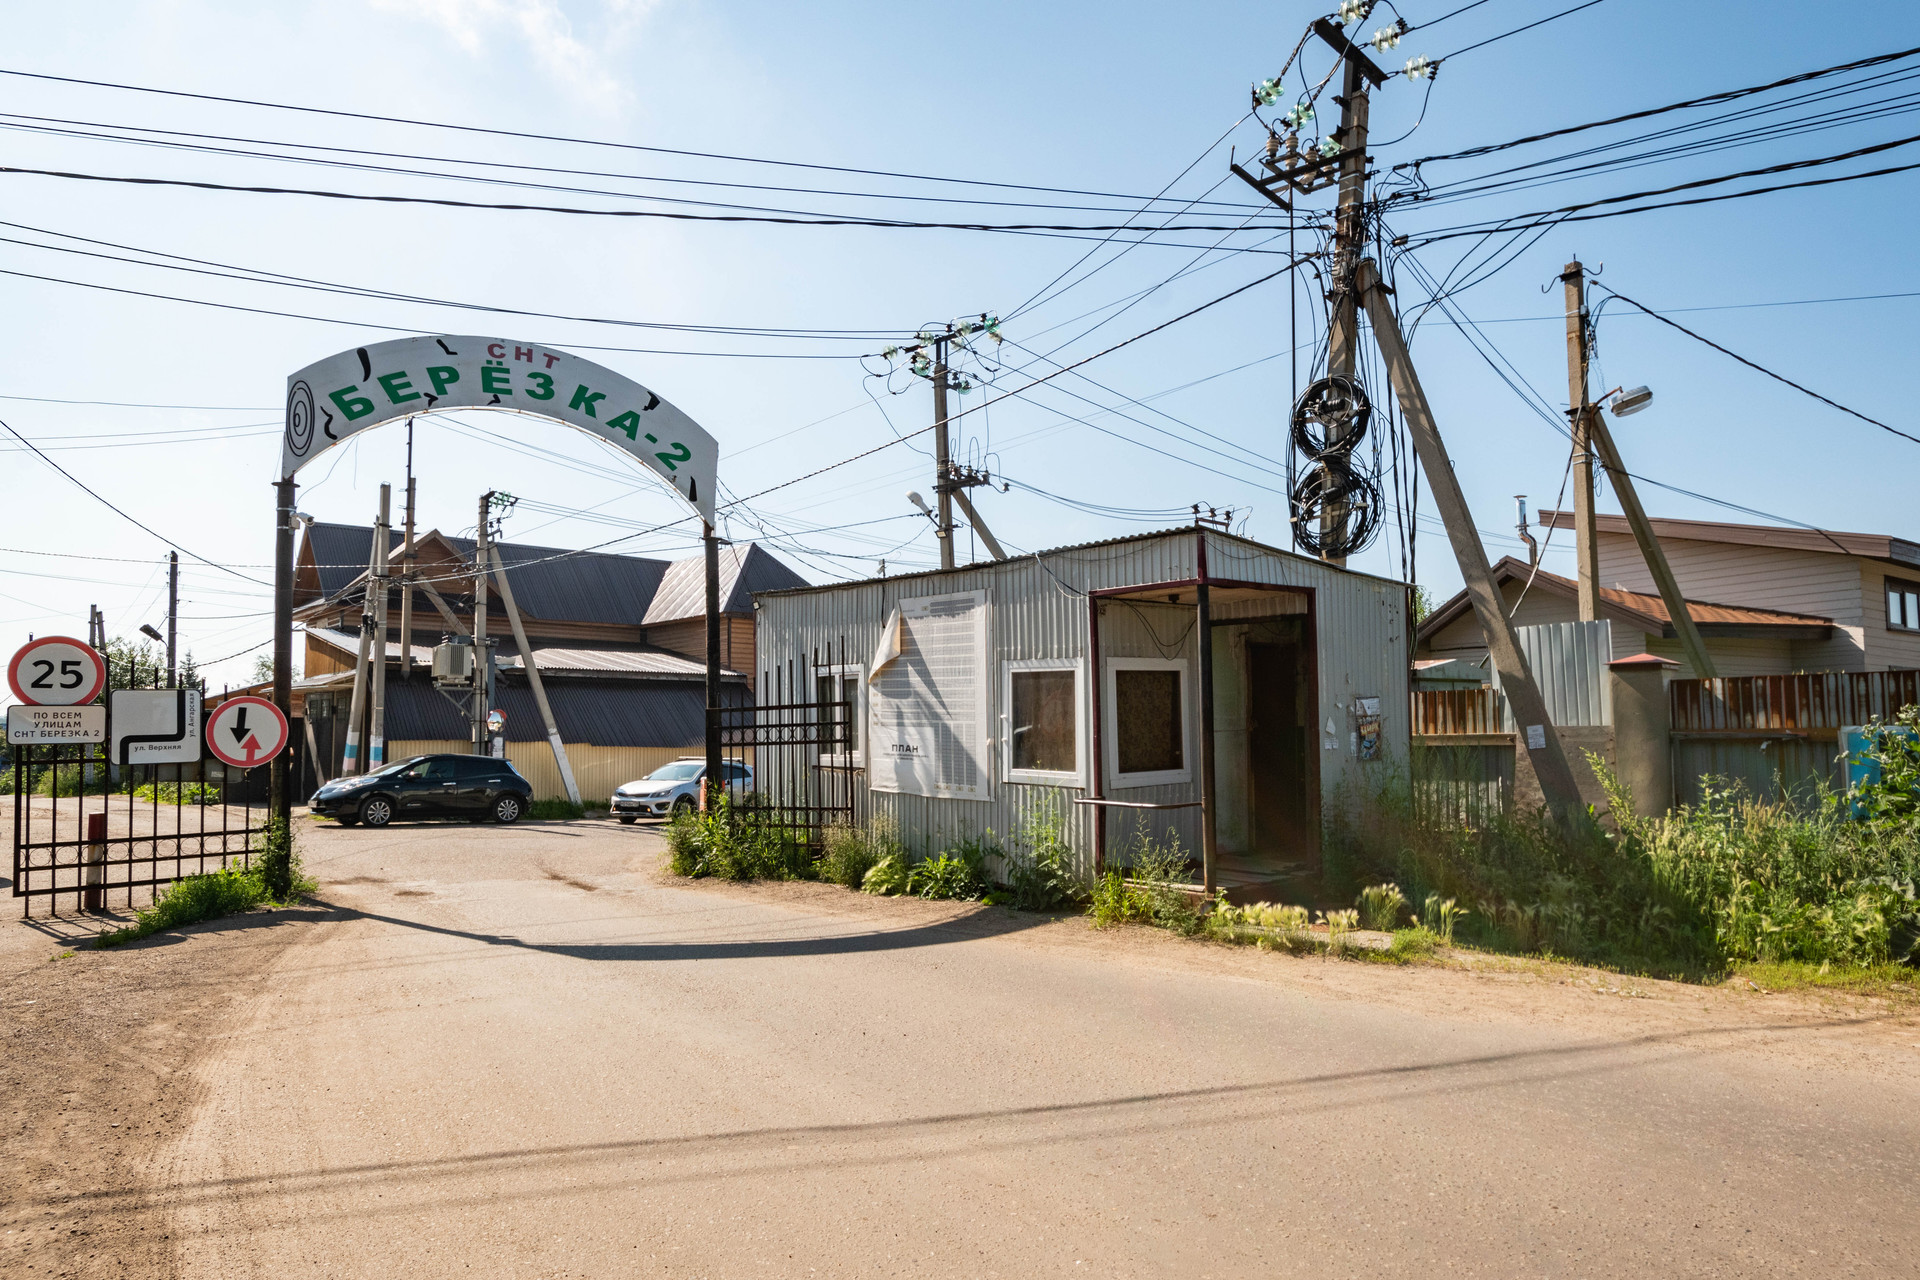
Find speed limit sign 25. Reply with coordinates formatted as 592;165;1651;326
7;637;108;707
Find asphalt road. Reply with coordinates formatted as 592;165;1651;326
150;818;1919;1277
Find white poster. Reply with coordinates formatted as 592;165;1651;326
867;590;990;800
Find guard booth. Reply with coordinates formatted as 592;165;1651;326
751;526;1410;900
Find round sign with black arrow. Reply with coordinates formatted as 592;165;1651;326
206;695;290;769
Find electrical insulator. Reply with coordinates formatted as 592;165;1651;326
1404;55;1435;80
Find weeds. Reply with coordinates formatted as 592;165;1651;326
527;798;588;821
132;781;218;806
821;814;902;889
861;852;914;895
1088;825;1200;934
1358;882;1408;931
663;793;811;882
97;868;268;948
909;839;991;901
999;793;1085;911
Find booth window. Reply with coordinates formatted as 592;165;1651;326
1005;660;1082;784
1105;658;1191;788
1889;578;1920;633
815;665;863;766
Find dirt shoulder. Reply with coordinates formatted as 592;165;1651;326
0;903;331;1279
643;855;1920;1082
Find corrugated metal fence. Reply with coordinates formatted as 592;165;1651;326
1668;670;1920;806
1493;620;1612;728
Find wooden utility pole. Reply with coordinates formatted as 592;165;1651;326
471;491;492;756
270;478;297;828
1585;412;1719;679
1317;24;1381;567
1563;261;1602;620
932;334;956;571
1358;260;1586;817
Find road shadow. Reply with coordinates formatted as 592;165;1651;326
306;894;1053;962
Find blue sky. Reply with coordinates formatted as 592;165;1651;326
1;0;1915;698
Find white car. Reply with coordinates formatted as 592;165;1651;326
610;758;752;823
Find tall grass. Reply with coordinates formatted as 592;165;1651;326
1330;722;1920;975
1088;824;1201;933
664;792;812;882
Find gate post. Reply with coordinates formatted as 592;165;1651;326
83;812;106;913
703;523;722;809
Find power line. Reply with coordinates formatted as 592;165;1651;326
0;415;271;587
1407;44;1920;165
1592;285;1920;446
1433;0;1610;63
0;164;1290;235
1406;133;1920;243
0;64;1278;206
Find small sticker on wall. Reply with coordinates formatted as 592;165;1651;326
1526;724;1547;750
1357;715;1382;760
1355;696;1381;716
1324;736;1339;751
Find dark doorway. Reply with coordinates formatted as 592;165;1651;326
1247;634;1312;858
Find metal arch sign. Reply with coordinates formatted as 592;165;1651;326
282;336;718;523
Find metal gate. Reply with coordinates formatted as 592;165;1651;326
712;647;860;851
9;661;275;917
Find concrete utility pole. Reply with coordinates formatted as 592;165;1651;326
1563;261;1602;620
490;543;581;804
165;550;178;688
398;420;417;683
1315;19;1382;568
270;477;297;828
932;335;956;571
368;484;391;771
703;523;723;807
1358;260;1586;817
340;524;380;775
472;492;493;756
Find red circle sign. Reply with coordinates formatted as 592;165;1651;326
206;696;290;769
7;636;107;707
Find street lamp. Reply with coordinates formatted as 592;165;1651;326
1609;385;1653;416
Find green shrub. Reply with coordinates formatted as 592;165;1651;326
97;867;268;948
821;815;902;889
527;798;586;821
661;793;811;882
252;813;312;901
910;836;993;901
862;852;914;895
133;781;219;806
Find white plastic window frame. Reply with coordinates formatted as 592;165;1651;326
1001;659;1085;787
1887;578;1920;634
816;664;865;768
1102;656;1192;790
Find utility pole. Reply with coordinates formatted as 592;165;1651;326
703;523;723;807
1318;22;1382;568
932;334;956;570
923;324;1007;568
1563;261;1601;619
1359;260;1586;818
472;491;493;756
399;420;417;682
368;484;392;771
165;550;178;688
270;477;297;831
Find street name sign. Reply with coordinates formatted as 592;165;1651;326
6;704;106;745
206;696;289;769
110;688;204;765
7;636;107;707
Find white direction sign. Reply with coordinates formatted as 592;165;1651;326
7;704;106;745
8;636;107;707
110;688;203;765
206;696;289;769
283;336;718;523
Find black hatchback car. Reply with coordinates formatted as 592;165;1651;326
309;754;534;827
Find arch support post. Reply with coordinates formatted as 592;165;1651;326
271;477;297;829
703;524;723;809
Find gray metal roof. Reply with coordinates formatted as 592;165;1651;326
509;647;743;679
643;542;810;624
377;676;750;748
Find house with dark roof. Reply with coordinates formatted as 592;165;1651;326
287;522;806;799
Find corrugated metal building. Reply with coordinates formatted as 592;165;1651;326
754;527;1409;894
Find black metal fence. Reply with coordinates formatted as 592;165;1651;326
7;659;276;917
710;643;860;851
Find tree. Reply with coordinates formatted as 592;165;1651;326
100;635;161;692
248;650;298;688
178;650;203;694
1410;585;1435;626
